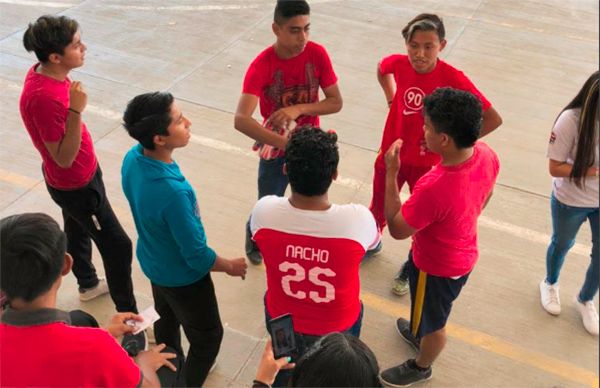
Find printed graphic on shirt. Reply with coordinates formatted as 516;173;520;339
403;86;425;116
264;63;319;119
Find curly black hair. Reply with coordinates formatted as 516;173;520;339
123;92;174;150
23;15;79;63
423;87;482;149
285;126;339;196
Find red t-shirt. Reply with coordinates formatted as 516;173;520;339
401;142;500;277
0;322;141;387
20;63;97;189
250;196;379;335
242;41;338;159
377;55;491;168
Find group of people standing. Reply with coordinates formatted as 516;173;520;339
0;1;597;387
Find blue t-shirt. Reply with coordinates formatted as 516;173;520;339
122;145;216;287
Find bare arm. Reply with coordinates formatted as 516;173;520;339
479;106;502;138
377;62;395;106
234;93;288;149
384;140;417;240
548;159;599;178
266;83;343;129
43;81;88;168
211;255;248;279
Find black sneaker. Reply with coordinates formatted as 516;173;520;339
363;240;383;259
122;331;148;357
395;318;420;351
380;359;432;387
245;222;263;265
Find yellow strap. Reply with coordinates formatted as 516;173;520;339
411;269;428;337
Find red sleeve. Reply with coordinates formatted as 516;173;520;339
379;54;402;75
88;332;142;388
401;184;439;231
242;56;264;96
452;70;492;111
29;94;67;143
315;45;337;89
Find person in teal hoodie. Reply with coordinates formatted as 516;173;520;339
121;91;248;387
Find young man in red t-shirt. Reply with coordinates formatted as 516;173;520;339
19;16;137;314
250;128;380;386
379;88;499;386
234;0;343;264
0;213;180;388
369;13;502;296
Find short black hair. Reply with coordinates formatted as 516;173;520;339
285;126;339;196
274;0;310;24
290;332;382;387
423;87;482;149
23;15;79;63
123;92;174;150
402;13;445;42
0;213;66;302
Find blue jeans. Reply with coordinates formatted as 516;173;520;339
258;156;288;199
265;303;364;387
546;193;599;302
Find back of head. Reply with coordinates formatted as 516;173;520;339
423;87;482;149
285;127;339;196
402;13;445;42
123;91;174;150
274;0;310;24
0;213;66;302
290;332;382;387
23;15;79;63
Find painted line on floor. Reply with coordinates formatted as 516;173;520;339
361;291;599;388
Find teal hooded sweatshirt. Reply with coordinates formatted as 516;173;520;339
121;144;216;287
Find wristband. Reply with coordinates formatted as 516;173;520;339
68;107;81;115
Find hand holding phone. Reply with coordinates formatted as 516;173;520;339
269;313;297;359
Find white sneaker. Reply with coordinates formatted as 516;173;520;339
78;278;109;301
574;297;599;336
539;280;561;315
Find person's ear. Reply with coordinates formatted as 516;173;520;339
439;39;447;51
48;53;61;65
272;22;280;37
153;134;167;147
332;169;338;181
62;253;73;276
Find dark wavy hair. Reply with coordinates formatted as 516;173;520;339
423;87;483;149
23;15;79;63
285;126;339;196
560;71;599;188
0;213;66;302
123;92;174;150
290;332;382;387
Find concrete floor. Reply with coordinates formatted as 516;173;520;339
1;0;598;387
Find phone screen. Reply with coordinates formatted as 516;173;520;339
269;313;297;359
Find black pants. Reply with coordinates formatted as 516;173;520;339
69;310;183;387
152;274;224;387
46;166;137;313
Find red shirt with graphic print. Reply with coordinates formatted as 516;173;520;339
376;55;491;168
242;41;337;159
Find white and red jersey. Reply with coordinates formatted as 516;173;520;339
250;196;379;335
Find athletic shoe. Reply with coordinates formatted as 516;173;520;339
364;240;383;259
380;359;432;387
78;278;109;301
392;277;410;296
539;280;561;315
574;296;599;336
395;318;420;351
122;330;148;357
